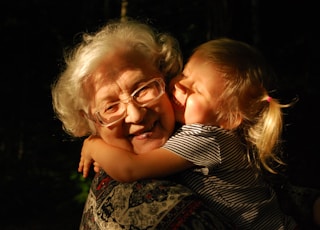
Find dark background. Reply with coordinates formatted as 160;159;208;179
1;0;319;229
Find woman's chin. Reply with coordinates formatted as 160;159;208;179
132;138;165;154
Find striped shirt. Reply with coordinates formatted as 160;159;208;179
163;123;297;229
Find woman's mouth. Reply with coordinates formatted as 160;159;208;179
130;122;156;140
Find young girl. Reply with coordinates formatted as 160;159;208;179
79;38;298;228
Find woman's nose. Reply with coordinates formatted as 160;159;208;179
124;102;146;124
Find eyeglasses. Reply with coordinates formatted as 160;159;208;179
93;78;165;127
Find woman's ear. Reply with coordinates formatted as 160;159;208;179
80;109;95;123
80;109;98;136
80;110;88;118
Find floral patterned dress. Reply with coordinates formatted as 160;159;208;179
80;170;234;230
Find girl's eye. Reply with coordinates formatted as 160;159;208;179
194;86;202;94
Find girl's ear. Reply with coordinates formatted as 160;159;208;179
233;112;243;128
223;112;242;130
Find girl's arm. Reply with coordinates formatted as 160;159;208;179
78;135;193;182
78;136;108;178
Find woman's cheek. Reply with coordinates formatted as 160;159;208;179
160;96;175;126
99;127;133;151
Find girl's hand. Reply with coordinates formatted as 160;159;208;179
93;161;101;173
78;136;96;178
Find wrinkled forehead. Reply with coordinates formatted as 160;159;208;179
99;47;157;79
83;47;160;106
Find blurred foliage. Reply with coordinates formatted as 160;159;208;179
0;0;319;228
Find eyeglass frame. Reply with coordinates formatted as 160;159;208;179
88;77;166;127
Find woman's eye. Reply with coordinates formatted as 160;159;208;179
103;103;120;114
135;87;149;98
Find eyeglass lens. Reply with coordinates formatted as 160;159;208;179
96;78;164;126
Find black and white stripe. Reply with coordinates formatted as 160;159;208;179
163;123;297;229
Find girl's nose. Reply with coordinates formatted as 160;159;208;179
124;102;146;124
174;81;188;94
172;81;189;107
170;74;190;95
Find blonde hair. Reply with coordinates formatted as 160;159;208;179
193;38;296;173
51;19;182;137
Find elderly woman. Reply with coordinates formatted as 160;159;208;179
51;19;233;229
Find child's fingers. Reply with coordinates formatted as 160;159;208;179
83;159;92;178
78;157;84;172
78;157;90;178
93;161;100;173
82;163;89;178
